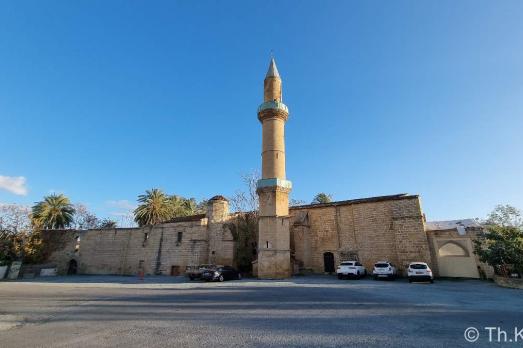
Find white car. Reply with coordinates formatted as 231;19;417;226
372;261;397;280
336;261;366;279
408;262;434;283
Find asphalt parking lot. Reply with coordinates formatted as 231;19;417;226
0;275;521;347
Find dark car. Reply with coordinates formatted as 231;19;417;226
186;264;216;280
201;266;241;282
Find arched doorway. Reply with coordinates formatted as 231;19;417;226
323;252;335;273
435;239;479;278
439;242;469;257
67;259;77;275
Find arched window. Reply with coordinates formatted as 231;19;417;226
438;242;469;257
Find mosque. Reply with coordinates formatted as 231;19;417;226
39;59;491;280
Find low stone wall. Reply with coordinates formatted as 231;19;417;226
19;263;58;278
493;275;523;289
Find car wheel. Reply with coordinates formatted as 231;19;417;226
408;278;412;283
189;276;194;281
373;275;378;280
218;275;224;282
337;274;342;279
357;271;360;279
430;279;434;284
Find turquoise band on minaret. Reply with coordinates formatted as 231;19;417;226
256;178;292;190
257;100;289;114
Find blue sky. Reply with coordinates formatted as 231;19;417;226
1;1;522;223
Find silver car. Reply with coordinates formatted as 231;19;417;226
372;261;397;280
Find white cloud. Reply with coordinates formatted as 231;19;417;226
110;212;133;217
0;176;28;196
106;199;137;211
105;200;137;228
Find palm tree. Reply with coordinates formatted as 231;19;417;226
169;195;202;217
99;219;117;229
168;195;185;217
134;189;173;226
170;195;200;217
32;194;76;229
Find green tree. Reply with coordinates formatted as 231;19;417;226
180;197;198;216
0;204;31;264
228;212;258;273
474;205;523;276
195;199;208;214
228;171;260;274
22;231;44;264
31;194;75;229
312;193;333;204
169;195;200;217
1;204;45;264
486;204;522;227
134;189;173;226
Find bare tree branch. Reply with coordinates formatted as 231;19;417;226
229;170;260;214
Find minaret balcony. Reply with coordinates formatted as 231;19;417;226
257;100;289;122
257;100;289;114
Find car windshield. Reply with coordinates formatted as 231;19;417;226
340;262;354;266
410;264;427;269
375;263;389;268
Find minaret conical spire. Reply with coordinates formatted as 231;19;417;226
265;58;280;78
263;58;282;102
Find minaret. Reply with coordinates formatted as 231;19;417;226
256;58;292;278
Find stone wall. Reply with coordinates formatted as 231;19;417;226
39;230;79;275
40;194;480;279
426;227;493;278
391;198;432;271
44;221;212;276
43;197;236;276
493;275;523;289
290;195;433;275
